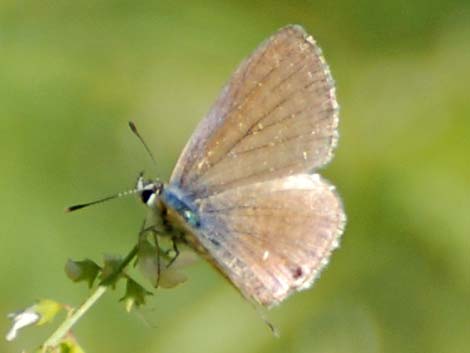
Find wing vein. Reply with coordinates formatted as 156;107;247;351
190;59;310;185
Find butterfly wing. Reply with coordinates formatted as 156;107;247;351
191;174;345;307
166;25;344;307
170;25;339;197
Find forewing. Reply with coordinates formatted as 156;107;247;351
170;25;339;197
192;174;345;307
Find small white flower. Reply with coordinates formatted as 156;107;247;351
6;307;40;341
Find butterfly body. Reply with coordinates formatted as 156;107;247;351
138;24;345;308
145;183;237;285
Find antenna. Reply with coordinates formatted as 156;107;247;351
65;188;140;213
128;121;158;173
66;122;158;213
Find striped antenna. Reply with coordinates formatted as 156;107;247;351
67;121;157;213
65;187;140;212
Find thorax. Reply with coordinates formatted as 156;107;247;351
153;185;206;254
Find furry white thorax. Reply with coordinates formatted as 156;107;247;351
146;192;158;208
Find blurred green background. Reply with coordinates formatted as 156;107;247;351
1;1;469;352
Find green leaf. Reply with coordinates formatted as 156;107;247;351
65;259;101;288
158;268;188;289
99;254;124;287
157;251;198;288
168;251;199;270
137;238;160;287
120;278;152;312
137;237;196;289
35;299;63;325
58;337;86;353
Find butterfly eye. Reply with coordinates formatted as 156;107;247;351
140;189;155;205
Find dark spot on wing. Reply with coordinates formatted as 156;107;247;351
209;238;221;247
292;266;303;279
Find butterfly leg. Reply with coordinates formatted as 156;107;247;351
153;232;162;288
165;237;180;268
137;221;166;288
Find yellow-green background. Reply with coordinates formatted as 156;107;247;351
1;1;469;352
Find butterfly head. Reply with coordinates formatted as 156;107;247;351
136;173;163;208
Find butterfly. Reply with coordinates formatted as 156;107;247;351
71;24;345;308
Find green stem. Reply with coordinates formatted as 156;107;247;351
100;244;139;286
41;285;107;351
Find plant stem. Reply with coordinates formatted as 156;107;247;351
41;285;107;351
100;245;139;286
